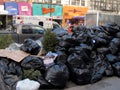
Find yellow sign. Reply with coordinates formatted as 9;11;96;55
62;5;88;27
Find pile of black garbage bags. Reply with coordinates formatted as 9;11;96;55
0;23;120;90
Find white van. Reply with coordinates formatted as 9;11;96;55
13;15;61;29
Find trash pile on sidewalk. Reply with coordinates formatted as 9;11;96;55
0;23;120;90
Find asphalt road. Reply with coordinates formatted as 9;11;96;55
65;77;120;90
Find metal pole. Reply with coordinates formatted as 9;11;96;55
96;11;99;26
50;0;52;17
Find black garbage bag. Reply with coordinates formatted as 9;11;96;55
71;26;79;34
116;32;120;38
79;44;92;63
102;23;120;35
4;75;19;89
103;22;118;26
58;40;71;49
68;44;92;54
105;61;114;77
76;33;90;44
95;26;110;34
0;58;9;75
109;38;120;54
97;32;112;41
97;47;110;55
20;55;45;70
91;36;109;48
91;55;106;83
110;38;120;48
67;53;86;68
79;43;92;50
52;28;68;36
20;39;41;55
52;28;68;40
54;45;66;52
21;56;45;80
87;28;96;38
112;62;120;77
0;71;11;90
69;44;92;64
77;25;87;31
70;67;91;85
38;76;54;89
7;62;22;78
45;64;69;88
54;51;68;64
90;51;97;59
64;36;80;46
106;54;118;63
0;58;23;90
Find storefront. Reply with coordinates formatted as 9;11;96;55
0;2;8;30
4;2;18;28
17;2;32;15
62;5;88;27
32;3;62;24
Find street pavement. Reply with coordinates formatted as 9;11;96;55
65;77;120;90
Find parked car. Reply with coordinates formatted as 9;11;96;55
1;24;46;43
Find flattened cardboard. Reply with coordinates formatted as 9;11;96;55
0;49;30;62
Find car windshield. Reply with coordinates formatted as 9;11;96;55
53;23;60;29
22;25;45;34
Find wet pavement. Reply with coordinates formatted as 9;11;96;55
65;77;120;90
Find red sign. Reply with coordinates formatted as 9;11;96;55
42;7;55;14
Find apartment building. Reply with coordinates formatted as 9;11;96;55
87;0;120;13
24;0;86;6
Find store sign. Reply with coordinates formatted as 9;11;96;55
32;3;62;17
18;2;31;15
21;6;28;11
62;5;88;27
4;2;18;15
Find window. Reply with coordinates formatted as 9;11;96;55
22;25;45;34
39;22;43;26
32;0;43;2
31;25;45;34
52;0;61;4
22;25;32;34
53;23;60;29
81;0;85;6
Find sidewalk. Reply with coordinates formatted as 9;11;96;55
65;77;120;90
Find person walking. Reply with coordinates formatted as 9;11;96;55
0;20;3;30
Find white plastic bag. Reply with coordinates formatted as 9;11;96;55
44;52;58;68
16;78;40;90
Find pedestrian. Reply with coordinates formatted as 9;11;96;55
0;20;3;30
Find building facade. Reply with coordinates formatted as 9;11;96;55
86;0;120;13
29;0;86;6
